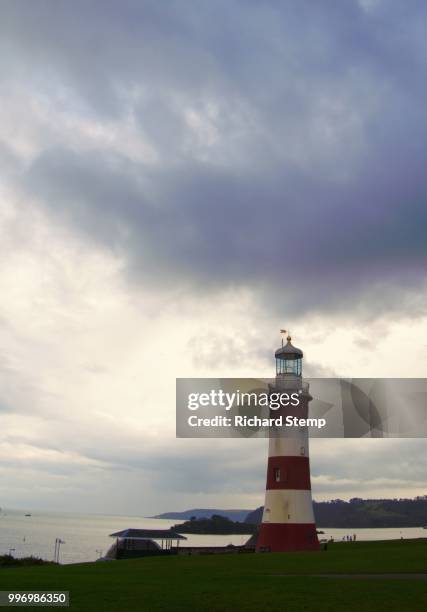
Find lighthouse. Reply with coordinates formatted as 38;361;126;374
256;332;320;552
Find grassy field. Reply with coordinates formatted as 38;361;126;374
0;539;426;611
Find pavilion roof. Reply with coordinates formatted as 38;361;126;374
109;528;187;540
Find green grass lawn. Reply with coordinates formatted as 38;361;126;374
0;539;426;611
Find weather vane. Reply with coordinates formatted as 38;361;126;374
280;328;291;346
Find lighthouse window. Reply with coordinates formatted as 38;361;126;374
274;468;281;482
300;446;305;455
276;358;302;376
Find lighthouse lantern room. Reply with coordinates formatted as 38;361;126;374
275;334;302;376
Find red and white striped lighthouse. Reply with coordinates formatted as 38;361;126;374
256;332;319;552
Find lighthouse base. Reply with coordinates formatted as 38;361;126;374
256;523;320;552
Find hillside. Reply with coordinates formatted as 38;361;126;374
172;514;256;535
245;497;427;528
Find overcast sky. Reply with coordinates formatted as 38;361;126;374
0;0;426;515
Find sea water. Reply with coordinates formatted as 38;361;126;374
0;508;425;564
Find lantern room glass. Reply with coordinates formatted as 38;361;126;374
276;357;302;376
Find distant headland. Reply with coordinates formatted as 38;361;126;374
150;509;251;522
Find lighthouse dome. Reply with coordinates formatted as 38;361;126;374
275;337;303;360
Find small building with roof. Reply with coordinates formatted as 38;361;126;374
104;529;187;560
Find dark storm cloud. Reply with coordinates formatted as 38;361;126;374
3;0;427;316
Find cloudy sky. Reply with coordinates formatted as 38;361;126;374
0;0;426;515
